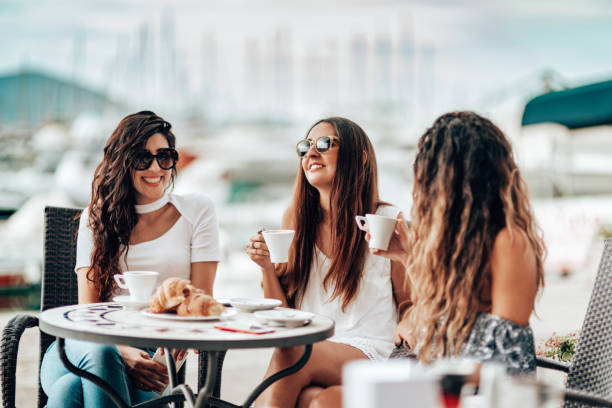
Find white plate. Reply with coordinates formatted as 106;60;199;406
113;296;149;310
254;309;314;327
229;298;282;312
141;308;237;321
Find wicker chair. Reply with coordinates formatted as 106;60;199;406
1;206;226;408
536;238;612;407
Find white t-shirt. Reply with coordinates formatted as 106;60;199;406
298;205;401;361
75;193;221;300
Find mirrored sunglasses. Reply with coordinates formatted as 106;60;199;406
296;136;338;158
130;148;179;171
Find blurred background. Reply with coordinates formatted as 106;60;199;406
1;0;612;309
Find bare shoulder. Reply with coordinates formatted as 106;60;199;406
491;227;537;277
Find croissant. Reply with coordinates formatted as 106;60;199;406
177;293;225;317
149;278;197;313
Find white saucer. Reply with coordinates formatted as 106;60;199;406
229;298;282;312
112;296;149;310
253;309;314;327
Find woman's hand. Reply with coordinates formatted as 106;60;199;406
158;347;188;363
117;345;168;393
246;230;274;272
394;318;415;349
370;214;411;267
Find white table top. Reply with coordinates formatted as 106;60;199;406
39;303;335;350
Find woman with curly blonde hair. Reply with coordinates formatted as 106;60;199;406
312;111;544;407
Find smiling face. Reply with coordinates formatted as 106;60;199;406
131;132;172;204
301;121;339;191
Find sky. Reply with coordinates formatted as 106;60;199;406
1;0;612;120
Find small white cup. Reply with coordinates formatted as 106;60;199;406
114;271;159;302
262;229;295;263
355;214;397;250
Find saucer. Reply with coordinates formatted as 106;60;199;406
112;296;149;310
141;308;237;321
229;298;282;312
253;309;314;327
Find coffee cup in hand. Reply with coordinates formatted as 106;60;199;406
355;214;397;250
114;271;159;302
262;229;295;263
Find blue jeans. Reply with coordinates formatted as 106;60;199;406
40;339;160;408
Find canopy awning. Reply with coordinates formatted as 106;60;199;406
521;79;612;129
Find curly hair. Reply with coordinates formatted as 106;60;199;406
87;111;177;301
407;111;545;362
281;117;383;311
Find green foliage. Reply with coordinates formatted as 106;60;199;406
537;332;579;362
597;224;612;239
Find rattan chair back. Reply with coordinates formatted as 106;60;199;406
564;238;612;407
37;206;81;407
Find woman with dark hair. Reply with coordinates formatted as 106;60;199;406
312;111;545;407
40;111;221;407
246;117;410;408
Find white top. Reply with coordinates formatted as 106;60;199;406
298;205;401;360
75;193;221;300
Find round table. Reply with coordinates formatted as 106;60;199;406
40;303;335;408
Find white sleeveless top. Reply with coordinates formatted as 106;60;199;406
298;205;400;360
75;193;221;300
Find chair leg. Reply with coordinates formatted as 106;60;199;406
198;350;227;398
1;314;39;408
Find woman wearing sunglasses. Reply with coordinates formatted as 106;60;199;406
310;111;545;407
246;117;410;408
40;111;221;407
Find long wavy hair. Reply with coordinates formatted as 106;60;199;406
407;111;545;362
87;111;177;301
280;117;382;311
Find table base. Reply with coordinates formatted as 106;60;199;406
57;337;314;408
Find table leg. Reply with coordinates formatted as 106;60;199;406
241;344;313;408
56;337;130;408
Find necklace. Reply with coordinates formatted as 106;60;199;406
134;194;169;214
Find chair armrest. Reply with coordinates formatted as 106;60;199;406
536;356;570;373
1;314;39;408
564;388;612;407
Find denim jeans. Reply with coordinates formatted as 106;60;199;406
40;339;161;408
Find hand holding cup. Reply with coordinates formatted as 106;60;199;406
359;213;411;267
246;229;295;272
246;230;273;272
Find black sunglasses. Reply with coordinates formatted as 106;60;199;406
130;148;179;171
296;136;338;158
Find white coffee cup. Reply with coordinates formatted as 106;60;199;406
355;214;397;250
114;271;159;302
262;229;295;263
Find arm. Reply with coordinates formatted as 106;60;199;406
245;206;293;306
76;267;99;304
391;260;411;320
391;260;414;347
458;228;539;376
246;232;289;307
490;228;538;326
190;261;218;296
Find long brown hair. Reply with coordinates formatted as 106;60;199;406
407;111;545;362
281;117;382;311
87;111;177;301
